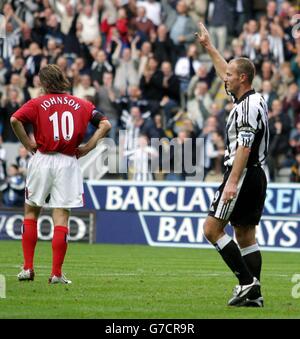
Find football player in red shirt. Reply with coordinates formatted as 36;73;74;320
11;64;111;284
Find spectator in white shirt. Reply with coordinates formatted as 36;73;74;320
73;74;96;99
137;0;162;26
77;0;100;45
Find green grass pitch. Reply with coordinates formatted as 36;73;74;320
0;240;300;319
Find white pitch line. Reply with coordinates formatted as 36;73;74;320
1;265;291;277
6;273;222;277
4;272;290;277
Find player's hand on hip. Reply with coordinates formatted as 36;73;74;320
222;183;237;204
76;145;90;159
26;141;38;155
195;22;211;49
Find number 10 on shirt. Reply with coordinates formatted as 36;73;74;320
49;111;74;141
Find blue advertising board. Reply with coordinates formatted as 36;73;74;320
84;180;300;252
1;181;300;252
0;209;94;242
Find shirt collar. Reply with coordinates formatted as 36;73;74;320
235;89;256;104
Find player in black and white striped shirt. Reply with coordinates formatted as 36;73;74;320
223;89;269;168
196;23;269;308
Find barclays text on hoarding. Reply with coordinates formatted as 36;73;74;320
105;186;216;212
264;188;300;214
86;182;300;215
84;181;300;251
139;212;300;249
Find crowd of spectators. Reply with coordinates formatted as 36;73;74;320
0;0;300;202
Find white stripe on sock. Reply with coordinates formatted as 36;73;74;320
240;243;260;256
215;234;232;250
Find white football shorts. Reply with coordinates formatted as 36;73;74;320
25;151;84;208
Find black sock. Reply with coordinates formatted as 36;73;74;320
241;245;262;281
214;234;253;285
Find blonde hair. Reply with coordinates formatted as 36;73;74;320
38;64;70;94
231;57;256;84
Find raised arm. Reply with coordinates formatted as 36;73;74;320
195;22;228;81
93;0;101;14
111;38;122;66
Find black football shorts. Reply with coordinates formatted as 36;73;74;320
209;165;267;226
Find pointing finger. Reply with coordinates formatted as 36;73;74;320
199;22;208;34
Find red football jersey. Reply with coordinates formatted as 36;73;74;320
13;94;107;156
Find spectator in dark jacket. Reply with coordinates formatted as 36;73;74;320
268;99;292;180
254;39;277;74
161;61;180;104
151;24;175;66
1;88;22;142
91;50;114;87
15;145;31;176
140;56;163;115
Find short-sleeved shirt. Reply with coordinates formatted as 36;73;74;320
13;94;107;156
224;89;269;167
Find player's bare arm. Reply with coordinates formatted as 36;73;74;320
76;119;111;158
10;117;37;155
195;22;228;81
222;146;250;203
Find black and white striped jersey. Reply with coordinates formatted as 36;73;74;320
224;89;269;167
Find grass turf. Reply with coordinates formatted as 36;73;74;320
0;240;300;319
